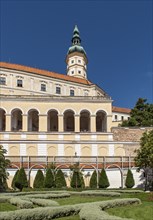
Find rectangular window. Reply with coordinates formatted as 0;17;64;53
70;89;74;96
78;60;81;63
17;79;23;87
121;116;124;121
0;77;6;85
41;84;46;91
56;86;61;94
115;115;118;120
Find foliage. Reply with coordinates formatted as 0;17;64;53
44;168;55;188
125;169;135;188
0;145;10;192
9;197;33;209
55;169;67;188
134;130;153;190
70;170;82;188
98;168;110;189
121;98;153;127
89;170;98;188
33;170;44;188
11;170;19;190
15;168;28;191
70;163;84;188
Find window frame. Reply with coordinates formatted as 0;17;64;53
56;86;61;94
0;77;6;85
70;89;75;96
17;79;23;87
41;83;46;92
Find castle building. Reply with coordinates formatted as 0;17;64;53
1;26;142;188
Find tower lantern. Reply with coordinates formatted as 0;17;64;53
66;25;88;79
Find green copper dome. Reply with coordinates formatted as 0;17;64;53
67;25;87;56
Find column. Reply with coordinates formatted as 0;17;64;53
39;114;47;132
22;114;28;131
75;114;80;132
107;115;112;132
58;114;64;132
90;115;96;132
5;114;11;131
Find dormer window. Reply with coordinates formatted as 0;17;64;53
41;84;46;91
0;77;6;85
56;86;61;94
17;79;23;87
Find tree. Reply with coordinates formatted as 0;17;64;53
121;98;153;127
125;169;135;188
11;169;19;190
33;169;44;188
98;168;110;188
15;167;28;191
134;130;153;190
0;145;10;192
89;170;98;188
55;169;67;188
44;168;55;188
70;170;82;188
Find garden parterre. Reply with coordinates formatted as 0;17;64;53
0;190;144;220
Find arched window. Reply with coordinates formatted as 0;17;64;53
11;109;22;131
80;110;90;132
64;110;75;132
96;111;107;132
47;110;58;132
28;109;39;131
0;109;6;131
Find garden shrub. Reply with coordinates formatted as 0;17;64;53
44;168;55;188
125;169;135;188
28;198;59;207
11;170;19;189
81;191;120;197
70;170;82;188
55;169;67;188
25;192;70;199
9;197;33;209
99;168;110;188
15;168;28;191
89;170;98;188
33;169;44;188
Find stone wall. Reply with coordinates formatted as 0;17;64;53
112;127;153;142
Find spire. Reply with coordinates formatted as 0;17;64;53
72;25;81;45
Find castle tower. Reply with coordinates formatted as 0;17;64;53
66;25;88;79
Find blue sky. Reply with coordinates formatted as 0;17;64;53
1;0;152;108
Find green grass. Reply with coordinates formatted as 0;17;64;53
0;203;17;212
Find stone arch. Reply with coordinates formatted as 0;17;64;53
27;146;37;156
64;110;75;132
28;164;46;187
80;110;90;132
11;108;23;131
47;110;58;131
115;147;125;156
98;147;108;156
28;109;39;131
106;164;124;188
96;110;107;132
0;108;6;131
47;146;57;157
65;146;75;156
82;146;91;156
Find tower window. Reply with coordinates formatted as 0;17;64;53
41;84;46;91
17;79;23;87
78;70;81;74
70;89;75;96
71;60;74;64
71;71;74;74
78;60;81;63
0;77;6;85
56;86;61;94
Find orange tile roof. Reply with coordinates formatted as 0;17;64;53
0;62;92;86
112;106;131;114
